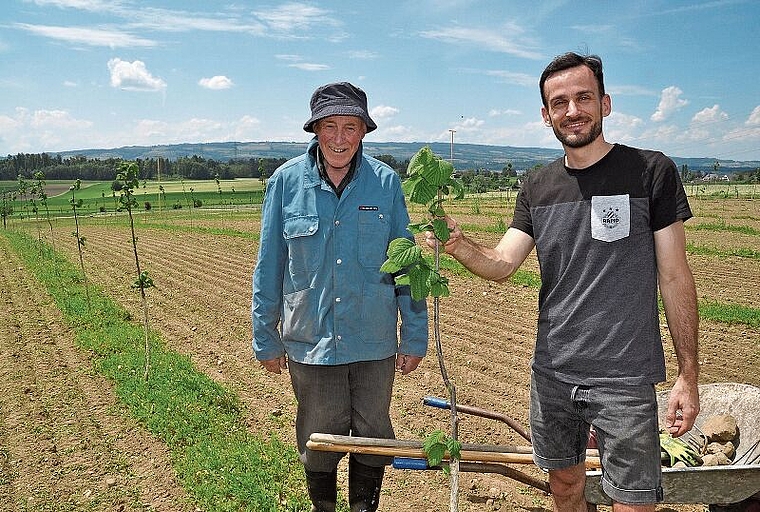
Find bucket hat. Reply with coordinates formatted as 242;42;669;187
303;82;377;133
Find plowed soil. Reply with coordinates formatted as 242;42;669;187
1;196;758;511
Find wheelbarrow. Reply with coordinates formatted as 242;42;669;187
586;382;760;508
307;382;760;508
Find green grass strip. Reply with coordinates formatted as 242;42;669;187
75;212;260;240
688;222;759;236
687;243;760;259
699;300;760;329
3;230;309;512
139;221;260;240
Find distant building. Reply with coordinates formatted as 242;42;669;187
701;173;730;182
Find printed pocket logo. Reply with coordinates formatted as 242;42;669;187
591;194;630;242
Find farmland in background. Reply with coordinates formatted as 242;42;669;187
1;186;758;511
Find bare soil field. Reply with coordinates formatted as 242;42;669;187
1;195;758;511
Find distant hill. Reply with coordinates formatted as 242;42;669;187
54;141;759;173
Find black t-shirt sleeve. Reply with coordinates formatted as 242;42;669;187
648;152;693;231
510;183;534;238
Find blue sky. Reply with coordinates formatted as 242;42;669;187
1;0;759;161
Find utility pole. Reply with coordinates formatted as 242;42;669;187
448;129;456;163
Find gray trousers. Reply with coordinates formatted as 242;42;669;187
289;356;396;472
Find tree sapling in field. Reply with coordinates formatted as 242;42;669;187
381;146;464;510
70;179;91;310
116;161;156;381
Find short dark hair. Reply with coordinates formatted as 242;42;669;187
539;52;605;108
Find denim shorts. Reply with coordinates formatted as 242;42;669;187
288;356;396;472
530;371;663;504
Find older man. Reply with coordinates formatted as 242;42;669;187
252;82;428;512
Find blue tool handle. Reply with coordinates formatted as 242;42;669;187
423;396;450;409
392;457;430;470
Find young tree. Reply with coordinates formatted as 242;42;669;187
70;179;91;310
116;161;155;381
381;146;464;510
31;171;55;250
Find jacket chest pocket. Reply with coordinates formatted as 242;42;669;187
283;215;321;273
358;211;391;269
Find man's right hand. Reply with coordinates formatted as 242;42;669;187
260;355;288;374
424;215;462;253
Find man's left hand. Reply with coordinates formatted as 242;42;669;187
666;374;700;437
396;354;423;375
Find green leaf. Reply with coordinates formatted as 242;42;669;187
447;437;462;460
407;221;433;235
407;263;431;301
407;176;439;205
379;259;403;274
437;158;454;184
401;174;423;197
132;270;156;290
405;147;447;204
385;238;422;267
429;272;450;298
423;430;448;467
449;179;465;200
431;218;450;243
394;274;410;287
428;199;447;218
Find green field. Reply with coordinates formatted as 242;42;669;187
1;178;266;217
3;178;759;222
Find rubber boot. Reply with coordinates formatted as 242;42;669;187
305;469;337;512
348;457;384;512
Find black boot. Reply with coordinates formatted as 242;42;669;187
305;469;337;512
348;457;385;512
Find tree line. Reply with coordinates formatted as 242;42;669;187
0;153;290;182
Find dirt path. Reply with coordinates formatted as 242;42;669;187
0;236;193;512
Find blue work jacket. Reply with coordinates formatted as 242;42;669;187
252;138;428;365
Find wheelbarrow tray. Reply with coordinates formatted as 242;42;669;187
586;382;760;505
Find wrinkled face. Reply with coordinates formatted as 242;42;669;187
314;115;367;172
541;65;611;149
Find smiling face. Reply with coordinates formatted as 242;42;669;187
541;64;611;149
314;115;367;173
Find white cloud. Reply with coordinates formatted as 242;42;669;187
378;125;413;139
14;23;156;48
606;111;644;129
288;63;330;71
199;76;234;90
441;117;485;140
348;50;379;60
275;54;302;62
0;107;94;152
253;3;342;38
651;86;689;122
691;105;728;124
108;58;166;92
131;8;265;35
130;116;262;144
746;106;760;126
26;0;121;11
488;109;522;117
603;111;644;144
419;25;543;60
483;69;535;87
370;105;399;119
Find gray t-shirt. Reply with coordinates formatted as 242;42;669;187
511;144;692;386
